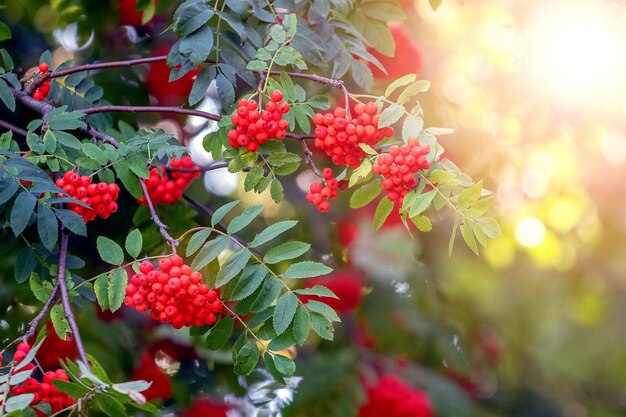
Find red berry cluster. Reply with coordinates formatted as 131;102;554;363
139;156;200;205
55;171;120;222
228;90;290;152
124;255;223;329
32;63;51;101
372;138;431;204
313;103;395;168
358;375;432;417
300;271;364;314
306;168;347;212
6;344;74;417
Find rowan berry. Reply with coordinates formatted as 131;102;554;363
55;173;118;222
38;62;49;73
138;156;200;206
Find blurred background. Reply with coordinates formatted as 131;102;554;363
2;0;626;416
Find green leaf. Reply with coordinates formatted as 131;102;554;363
4;394;34;413
94;394;127;417
124;229;142;258
10;192;36;236
215;248;252;287
449;216;459;257
206;316;234;350
233;341;259;376
249;276;282;313
15;248;36;284
292;305;310;345
0;78;15;111
211;200;240;226
186;228;212;256
264;241;310;264
428;169;457;185
246;60;268;70
108;268;128;312
402;115;424;142
293;285;338;298
179;8;213;36
273;354;296;376
127;154;150;179
97;236;124;265
227;204;263;234
191;235;230;271
372;197;394;231
408;189;437;217
250;220;297;247
458;181;483;210
0;180;18;205
384;74;417;97
398;80;431;103
411;215;433;232
270;179;284;203
306;299;340;322
273;292;298;335
378;103;404;128
310;313;334;341
425;127;454;135
29;274;51;303
349;180;381;208
55;209;87;236
475;217;501;238
359;143;377;156
44;107;86;131
230;264;266;301
94;274;110;310
244;165;264;192
53;380;90;398
81;143;108;165
351;59;373;92
0;21;12;41
42;129;57;153
282;261;332;279
348;158;372;188
50;304;71;341
264;352;286;384
114;160;143;199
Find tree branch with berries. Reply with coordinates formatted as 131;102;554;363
0;1;500;416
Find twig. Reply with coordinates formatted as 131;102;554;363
299;139;322;178
158;162;230;173
57;229;89;367
182;194;262;256
0;119;27;137
23;279;61;341
139;180;179;252
81;105;221;122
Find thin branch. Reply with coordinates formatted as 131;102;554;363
158;162;230;173
299;139;322;178
23;279;61;341
81;105;221;122
0;119;28;137
57;229;89;366
139;180;179;252
182;194;262;256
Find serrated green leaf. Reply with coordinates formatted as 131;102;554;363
55;209;87;236
15;248;36;284
398;80;431;103
244;165;264;192
250;220;297;248
97;236;124;265
358;143;377;155
108;268;127;312
349;180;381;208
458;181;483;210
270;179;284;202
402;115;423;142
384;74;417;97
292;305;310;345
124;229;142;258
94;394;126;417
273;354;296;376
215;248;251;287
373;197;394;231
227;204;263;234
53;380;90;399
233;341;259;375
50;304;70;341
10;192;37;236
310;313;334;341
348;158;372;188
273;292;298;335
29;274;51;303
4;394;34;413
305;299;340;322
230;264;266;301
378;103;404;128
211;200;240;226
0;78;15;111
186;228;212;256
408;189;436;217
94;274;109;310
206;316;233;350
282;261;332;279
264;241;310;264
411;215;432;232
264;352;286;384
191;235;230;271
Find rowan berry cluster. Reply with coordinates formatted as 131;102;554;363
32;63;51;101
55;171;120;222
228;90;290;152
124;255;223;329
358;375;432;417
313;103;395;168
372;138;431;204
6;344;74;417
306;168;347;212
139;156;200;205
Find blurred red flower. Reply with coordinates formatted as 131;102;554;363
146;47;198;107
131;353;172;401
369;25;423;80
301;271;364;313
118;0;157;26
180;399;230;417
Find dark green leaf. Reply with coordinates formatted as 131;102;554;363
273;354;296;376
310;313;334;340
215;248;252;287
292;305;310;345
230;264;266;301
55;209;87;236
53;380;90;398
264;352;286;384
273;292;298;335
233;341;259;375
0;78;15;111
206;316;233;350
15;248;36;284
94;394;127;417
10;192;37;236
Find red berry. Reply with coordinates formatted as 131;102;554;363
38;62;49;73
270;90;283;102
33;91;44;101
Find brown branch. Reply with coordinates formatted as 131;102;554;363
81;105;221;122
57;229;89;366
158;162;230;173
300;139;322;178
0;119;27;137
139;180;179;252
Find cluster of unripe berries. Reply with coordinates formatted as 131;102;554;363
56;171;120;222
6;344;75;417
32;63;51;101
228;90;290;152
371;138;431;204
124;255;223;329
313;103;395;168
306;168;347;212
139;156;200;205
